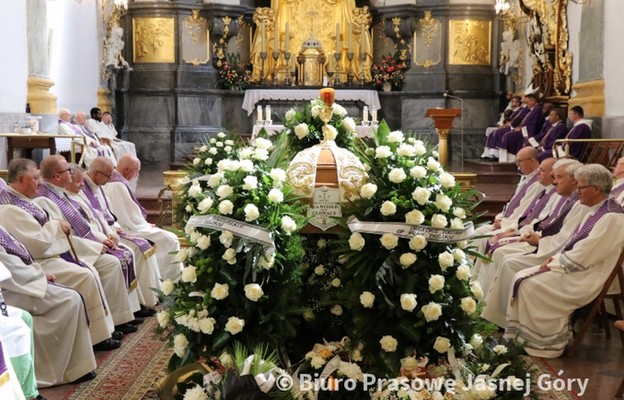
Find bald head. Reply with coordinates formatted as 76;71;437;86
116;155;141;181
75;111;87;125
59;108;71;122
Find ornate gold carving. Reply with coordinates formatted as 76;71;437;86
448;20;491;65
132;17;175;63
418;11;438;47
212;16;234;68
392;17;401;40
414;10;441;69
520;0;572;98
569;80;605;117
183;10;209;66
185;10;204;44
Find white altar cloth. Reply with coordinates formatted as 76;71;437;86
242;89;381;116
252;124;374;140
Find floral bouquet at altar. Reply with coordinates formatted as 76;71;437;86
371;54;406;89
280;99;359;154
216;53;252;91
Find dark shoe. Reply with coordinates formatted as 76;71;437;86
72;370;97;384
93;338;121;351
115;323;138;334
134;307;156;318
35;395;48;400
111;330;124;340
128;317;144;325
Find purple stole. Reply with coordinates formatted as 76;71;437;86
37;183;136;288
519;187;557;228
0;226;34;265
503;172;539;218
611;182;624;200
0;189;49;226
562;198;623;252
538;193;579;237
108;170;148;219
0;340;8;382
82;178;155;255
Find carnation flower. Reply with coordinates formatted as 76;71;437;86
204;158;213;165
400;293;418;312
360;291;375;308
225;316;245;335
244;283;264;302
380;201;397;216
211;283;229;300
380;233;398;250
379;335;398;352
433;336;451;353
422;301;442;322
428;274;445;293
349;232;366;251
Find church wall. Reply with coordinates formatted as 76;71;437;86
47;0;100;115
0;0;28;114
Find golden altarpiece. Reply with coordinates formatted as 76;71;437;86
248;0;373;86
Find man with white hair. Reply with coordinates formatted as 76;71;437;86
74;111;117;166
100;111;137;160
504;164;624;358
58;109;115;168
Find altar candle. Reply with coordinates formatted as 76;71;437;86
274;20;279;50
348;23;352;52
363;106;369;123
285;23;289;50
257;105;263;122
265;105;272;122
260;23;266;52
320;87;335;107
335;23;341;50
371;108;378;122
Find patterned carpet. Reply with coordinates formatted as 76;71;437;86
65;317;172;400
523;356;581;399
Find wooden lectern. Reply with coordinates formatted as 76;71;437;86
425;108;462;166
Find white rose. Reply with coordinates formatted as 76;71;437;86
314;265;326;275
242;176;258;191
493;344;508;355
208;147;218;155
270;168;287;186
239;147;254;159
461;297;477;315
193;157;201;166
199;317;216;335
440;172;456;188
380;201;397;216
239;159;254;172
281;215;297;233
173;334;189;357
380;233;399;250
431;214;448;228
379;335;398;352
303;309;315;321
322;124;338;141
375;146;392;159
451;218;465;229
470;334;484;349
285;108;296;121
317;239;327;249
388;168;407;183
197;197;214;213
470;281;484;300
244;204;260;222
310;104;321;117
258;254;275;270
294;123;310;139
359;291;375;308
196;235;211;250
244;283;264;302
161;279;174;295
456;264;472;281
253;148;269;161
156;310;170;328
453;207;467;219
433;337;451;353
185;204;192;212
427;157;441;171
434;194;453;212
207;174;222;188
268;188;284;203
204;158;213;166
182;266;198;283
388;130;404;143
399;252;417;268
408;235;428;251
453;248;466;262
222;248;237;264
412;187;431;205
331;278;341;288
254;137;272;150
429;274;445;293
414;143;427;156
311;356;326;369
211;283;229;300
225;316;245;335
348;232;366;251
198;145;208;152
217;132;225;138
360;183;378;199
219;231;234;247
438;251;455;271
225;139;234;145
422;301;443;322
410;166;427;179
343;116;356;133
224;146;232;153
330;305;343;316
405;209;425;225
400;293;418;312
218;200;234;215
332;103;347;117
188;183;202;198
395;144;414;158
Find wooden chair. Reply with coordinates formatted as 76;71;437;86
616;321;624;398
567;248;624;357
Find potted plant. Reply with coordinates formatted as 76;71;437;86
371;54;406;92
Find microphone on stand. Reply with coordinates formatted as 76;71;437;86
444;92;464;172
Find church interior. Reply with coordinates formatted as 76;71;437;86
1;0;624;399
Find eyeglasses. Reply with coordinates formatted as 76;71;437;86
576;185;595;192
96;171;111;180
56;168;71;175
